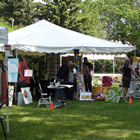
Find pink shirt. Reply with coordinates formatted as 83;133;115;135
83;65;89;76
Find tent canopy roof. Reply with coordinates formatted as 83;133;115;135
0;26;8;44
8;19;136;54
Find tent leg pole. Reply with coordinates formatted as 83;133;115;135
14;49;18;104
7;106;9;133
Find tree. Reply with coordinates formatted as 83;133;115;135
31;0;91;34
80;0;105;38
97;0;140;43
0;0;33;27
95;0;140;59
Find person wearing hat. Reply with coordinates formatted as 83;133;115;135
117;58;140;99
55;61;73;100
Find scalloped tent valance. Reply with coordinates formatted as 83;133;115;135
7;19;135;54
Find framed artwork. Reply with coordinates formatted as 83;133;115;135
92;87;108;100
80;92;95;101
21;87;33;104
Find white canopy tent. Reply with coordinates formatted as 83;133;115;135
6;19;136;54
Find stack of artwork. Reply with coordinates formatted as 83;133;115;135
7;59;33;106
79;86;122;103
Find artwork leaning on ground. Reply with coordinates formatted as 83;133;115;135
105;87;122;103
92;87;108;100
21;87;33;104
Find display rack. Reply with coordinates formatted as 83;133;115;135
132;81;140;99
46;53;60;80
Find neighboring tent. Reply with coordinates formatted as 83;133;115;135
7;19;136;54
0;26;8;44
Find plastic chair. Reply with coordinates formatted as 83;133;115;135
37;80;52;107
102;76;112;87
0;100;7;140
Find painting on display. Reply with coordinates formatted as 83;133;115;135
105;87;122;103
8;58;19;82
80;92;95;101
77;72;85;92
21;87;33;104
8;86;14;106
91;87;108;100
18;62;30;85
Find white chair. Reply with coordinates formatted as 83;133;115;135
37;80;52;107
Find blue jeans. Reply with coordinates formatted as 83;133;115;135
55;77;66;100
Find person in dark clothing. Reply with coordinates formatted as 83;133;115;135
55;61;73;100
83;57;93;92
117;58;140;99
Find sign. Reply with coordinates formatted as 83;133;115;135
5;44;13;57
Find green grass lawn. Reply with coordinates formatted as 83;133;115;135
1;97;140;140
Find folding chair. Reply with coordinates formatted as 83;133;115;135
0;100;7;140
37;80;52;107
102;76;112;87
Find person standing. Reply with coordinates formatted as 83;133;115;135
55;61;73;100
83;57;93;92
83;64;89;92
117;58;140;99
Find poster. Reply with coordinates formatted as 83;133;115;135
21;87;33;104
91;87;108;100
18;62;30;85
24;69;33;77
8;58;19;82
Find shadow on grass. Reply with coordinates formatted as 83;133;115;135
1;98;140;140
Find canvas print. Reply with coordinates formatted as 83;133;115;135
8;58;19;82
105;87;122;103
92;87;108;100
80;92;94;101
21;87;33;104
18;62;30;85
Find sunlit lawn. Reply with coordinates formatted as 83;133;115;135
1;96;140;140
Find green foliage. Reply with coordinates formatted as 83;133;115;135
31;0;92;34
22;55;45;69
0;18;23;32
0;0;33;26
94;60;113;73
96;0;140;56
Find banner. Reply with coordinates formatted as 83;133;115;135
8;58;19;82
